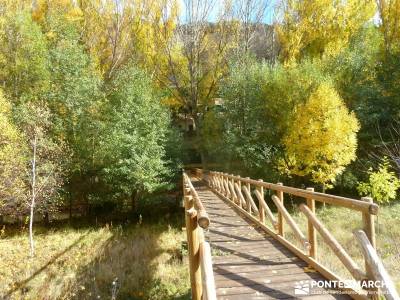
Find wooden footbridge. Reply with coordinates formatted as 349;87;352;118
182;169;399;300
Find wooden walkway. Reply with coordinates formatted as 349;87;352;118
192;179;351;300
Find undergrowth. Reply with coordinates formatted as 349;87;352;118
0;216;190;300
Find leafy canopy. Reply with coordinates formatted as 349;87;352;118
277;0;375;63
0;10;50;102
283;82;360;188
100;65;171;198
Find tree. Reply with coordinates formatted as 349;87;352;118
283;82;360;190
276;0;375;63
44;13;104;214
0;10;50;103
230;0;274;58
216;57;274;175
79;0;178;81
376;0;400;55
155;0;237;157
209;59;327;180
100;65;172;211
357;157;400;203
263;60;327;142
15;102;64;256
0;90;28;217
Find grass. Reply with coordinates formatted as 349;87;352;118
282;201;400;290
0;217;190;300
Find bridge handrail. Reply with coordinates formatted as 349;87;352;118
183;172;210;228
183;171;216;300
354;230;400;300
204;170;396;299
210;172;378;214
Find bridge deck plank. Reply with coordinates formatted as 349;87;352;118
192;178;351;300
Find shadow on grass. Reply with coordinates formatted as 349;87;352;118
66;219;189;300
4;232;91;298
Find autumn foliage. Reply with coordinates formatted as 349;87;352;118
283;83;360;188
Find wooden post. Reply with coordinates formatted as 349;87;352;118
245;177;251;213
200;241;217;300
254;190;277;229
257;180;265;223
184;195;202;300
242;186;259;214
234;183;246;208
218;173;223;193
224;177;230;198
361;197;377;297
277;183;284;236
307;187;317;259
231;175;236;203
222;174;226;196
361;197;376;249
271;195;309;249
237;176;242;208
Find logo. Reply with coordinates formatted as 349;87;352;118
294;280;310;295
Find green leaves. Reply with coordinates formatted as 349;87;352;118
0;10;50;102
357;158;400;203
100;65;172;199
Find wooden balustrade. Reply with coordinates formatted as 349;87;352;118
200;241;217;300
205;170;396;299
183;172;216;300
209;172;379;214
242;185;259;214
300;204;366;281
354;230;400;300
273;195;309;249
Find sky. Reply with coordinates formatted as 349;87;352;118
177;0;276;25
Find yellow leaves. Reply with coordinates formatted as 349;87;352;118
277;0;376;62
283;82;360;186
46;30;57;40
66;7;83;22
0;89;28;209
79;0;179;79
32;0;48;23
32;0;83;25
377;0;400;52
0;90;11;115
161;96;182;110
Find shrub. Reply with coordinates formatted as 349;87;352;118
357;158;400;203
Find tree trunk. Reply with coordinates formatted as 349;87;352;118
29;134;37;257
43;211;49;226
84;193;90;216
69;197;72;222
193;114;207;171
131;190;141;213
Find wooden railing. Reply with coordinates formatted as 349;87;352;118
183;171;216;300
354;230;400;300
204;170;398;300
